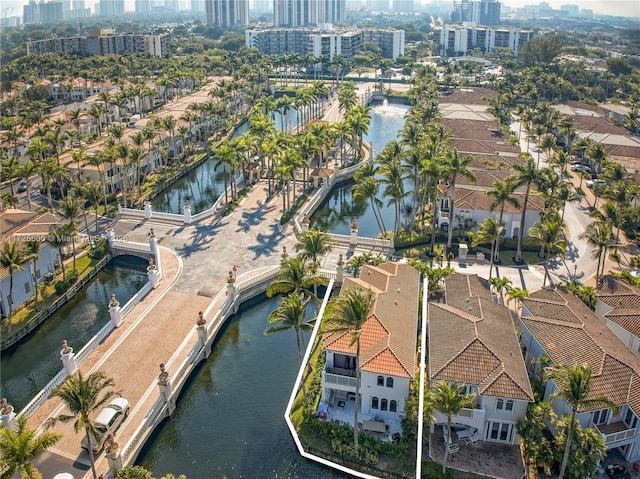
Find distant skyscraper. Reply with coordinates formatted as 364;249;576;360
99;0;125;16
367;0;388;11
393;0;413;12
23;0;40;23
453;0;499;25
274;0;345;27
40;2;64;23
560;4;579;16
252;0;271;11
205;0;249;26
164;0;178;10
191;0;205;12
136;0;152;12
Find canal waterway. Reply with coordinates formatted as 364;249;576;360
0;256;148;411
311;101;410;237
137;294;347;479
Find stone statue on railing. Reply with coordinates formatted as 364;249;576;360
109;294;123;328
60;339;77;376
183;200;192;225
0;398;16;431
147;257;160;289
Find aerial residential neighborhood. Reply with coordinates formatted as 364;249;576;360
0;0;640;478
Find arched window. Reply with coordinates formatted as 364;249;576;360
372;397;379;409
386;377;394;388
381;399;388;411
390;400;397;412
377;376;384;386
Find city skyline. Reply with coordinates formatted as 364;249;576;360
2;0;640;19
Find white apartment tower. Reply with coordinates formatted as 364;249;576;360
274;0;345;27
205;0;249;27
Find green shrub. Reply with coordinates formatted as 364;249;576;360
422;460;451;478
89;237;108;259
54;271;79;295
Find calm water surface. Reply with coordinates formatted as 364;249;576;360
137;295;347;479
0;256;148;411
311;101;410;237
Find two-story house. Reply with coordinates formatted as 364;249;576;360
0;209;62;318
321;262;420;432
519;287;640;462
428;273;534;444
595;275;640;356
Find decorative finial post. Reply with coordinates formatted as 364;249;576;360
148;228;157;256
350;218;358;246
301;214;310;232
147;257;160;289
196;311;208;354
183;200;192;225
60;339;77;376
157;363;175;414
105;433;123;474
144;201;152;219
281;246;288;263
109;293;123;328
336;253;345;284
0;398;16;431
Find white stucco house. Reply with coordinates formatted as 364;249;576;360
595;275;640;356
0;210;62;318
519;287;640;462
321;262;420;433
428;273;534;444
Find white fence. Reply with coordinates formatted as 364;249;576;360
18;242;158;419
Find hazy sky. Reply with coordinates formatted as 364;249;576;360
2;0;639;19
501;1;640;18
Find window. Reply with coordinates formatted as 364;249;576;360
7;294;12;305
593;409;609;425
390;400;397;412
386;377;393;388
372;397;379;409
24;282;30;294
381;399;388;411
377;376;384;386
35;269;41;279
496;399;514;412
486;421;514;443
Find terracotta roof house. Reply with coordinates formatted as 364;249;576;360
0;209;62;318
519;287;640;462
428;274;533;444
321;262;420;433
596;275;640;357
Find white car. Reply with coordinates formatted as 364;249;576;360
571;164;592;173
81;397;130;454
586;179;607;188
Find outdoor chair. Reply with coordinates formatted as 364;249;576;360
448;443;460;454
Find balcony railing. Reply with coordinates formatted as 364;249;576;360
593;422;637;445
324;369;357;389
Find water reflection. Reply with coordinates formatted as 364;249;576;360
0;256;148;410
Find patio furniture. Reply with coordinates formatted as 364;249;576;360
464;433;478;446
338;400;345;408
457;428;472;440
448;443;460;454
362;420;387;433
606;464;631;479
392;432;401;444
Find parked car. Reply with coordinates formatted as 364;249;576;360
571;164;592;173
17;180;28;193
586;179;607;188
80;397;130;454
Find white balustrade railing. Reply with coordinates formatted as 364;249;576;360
19;369;68;419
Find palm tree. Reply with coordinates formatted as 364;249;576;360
46;371;120;479
265;292;314;404
529;218;567;287
266;256;323;299
59;196;83;274
0;240;24;332
23;239;43;312
505;286;529;314
426;381;476;474
488;276;512;304
472;217;503;279
509;154;541;263
325;287;376;451
295;229;333;275
353;164;387;237
579;221;614;282
545;363;618;479
445;149;475;248
0;415;61;479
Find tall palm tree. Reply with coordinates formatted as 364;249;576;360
579;221;614;282
445;149;475;248
23;239;43;312
353;163;387;237
0;415;61;479
59;196;83;274
0;240;24;332
509;154;541;263
529;218;567;287
265;292;314;404
295;229;333;274
426;381;476;474
46;371;119;479
266;256;323;299
472;217;503;279
545;363;618;479
325;287;376;451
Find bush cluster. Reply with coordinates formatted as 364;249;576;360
54;271;79;295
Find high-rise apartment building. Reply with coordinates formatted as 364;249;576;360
393;0;413;12
135;0;152;13
205;0;249;27
23;0;41;23
98;0;125;17
40;2;64;24
27;32;169;57
274;0;345;27
453;0;500;25
436;25;534;57
366;0;388;11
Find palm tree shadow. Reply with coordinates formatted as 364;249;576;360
247;222;284;259
236;201;276;233
174;223;223;258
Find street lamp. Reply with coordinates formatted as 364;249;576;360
573;264;578;285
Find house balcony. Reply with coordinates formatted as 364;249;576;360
434;405;486;432
323;367;357;390
593;421;637;446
